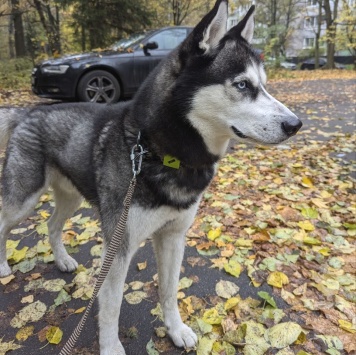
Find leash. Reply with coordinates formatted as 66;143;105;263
59;134;146;355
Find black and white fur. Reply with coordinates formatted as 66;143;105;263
0;1;301;353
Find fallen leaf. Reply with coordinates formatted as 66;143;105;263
10;300;47;328
178;277;193;290
0;274;15;285
215;280;239;299
0;339;22;353
223;259;242;277
74;307;86;314
46;326;63;344
15;325;34;341
266;322;303;348
146;338;159;355
202;308;223;325
338;319;356;333
21;295;34;304
137;261;147;270
267;271;289;288
124;291;147;305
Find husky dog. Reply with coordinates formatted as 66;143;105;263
0;1;302;353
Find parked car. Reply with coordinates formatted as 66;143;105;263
31;27;193;103
280;61;297;70
300;57;346;70
264;57;297;70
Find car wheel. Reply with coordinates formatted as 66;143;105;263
77;70;121;103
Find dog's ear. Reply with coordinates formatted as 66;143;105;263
181;0;228;56
199;0;228;52
227;5;255;43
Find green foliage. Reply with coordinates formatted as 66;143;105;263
0;58;32;89
61;0;153;50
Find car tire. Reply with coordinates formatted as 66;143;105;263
77;70;121;103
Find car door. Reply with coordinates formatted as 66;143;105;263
133;28;188;90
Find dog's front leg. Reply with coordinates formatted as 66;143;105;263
153;230;198;349
98;250;130;355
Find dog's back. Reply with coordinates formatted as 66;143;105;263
0;107;26;150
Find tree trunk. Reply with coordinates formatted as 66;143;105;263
315;0;322;69
8;13;15;59
33;0;61;55
323;0;339;69
81;26;86;52
11;0;26;57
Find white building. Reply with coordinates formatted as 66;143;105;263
228;0;354;59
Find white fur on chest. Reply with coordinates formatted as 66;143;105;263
126;203;199;249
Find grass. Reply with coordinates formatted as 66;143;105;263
0;58;33;90
267;67;356;81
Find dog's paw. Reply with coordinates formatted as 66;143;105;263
100;340;126;355
0;262;12;278
55;255;78;273
168;323;198;349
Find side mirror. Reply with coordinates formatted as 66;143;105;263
143;41;158;55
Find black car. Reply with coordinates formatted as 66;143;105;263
32;27;193;103
300;57;346;70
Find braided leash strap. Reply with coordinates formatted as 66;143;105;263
59;178;137;355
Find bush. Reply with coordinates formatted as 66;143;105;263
0;58;33;89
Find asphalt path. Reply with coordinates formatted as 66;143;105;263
0;77;355;355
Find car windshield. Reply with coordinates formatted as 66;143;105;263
110;32;149;51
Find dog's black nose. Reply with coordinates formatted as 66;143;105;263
282;117;303;137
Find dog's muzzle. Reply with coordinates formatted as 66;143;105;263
281;116;303;137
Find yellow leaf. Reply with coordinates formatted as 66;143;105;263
301;176;314;188
0;274;15;285
6;240;20;249
182;297;194;316
16;325;34;341
39;210;50;219
124;291;147;305
74;307;86;314
303;236;321;245
273;177;283;184
321;279;340;290
137;261;147;270
314;247;331;256
208;228;221;241
202;308;223;325
338;319;356;333
235;239;254;248
311;198;328;209
224;297;240;310
223;260;242;277
267;271;289;288
9;247;28;263
320;190;332;198
266;322;303;349
21;295;34;304
46;326;63;344
298;220;315;231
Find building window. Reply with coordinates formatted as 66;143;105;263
230;19;238;27
303;37;315;48
305;16;318;28
306;0;317;6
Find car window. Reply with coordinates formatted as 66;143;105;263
148;29;187;50
111;32;152;51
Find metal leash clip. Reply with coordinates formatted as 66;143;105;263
130;132;146;177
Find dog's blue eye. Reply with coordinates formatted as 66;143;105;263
237;81;247;90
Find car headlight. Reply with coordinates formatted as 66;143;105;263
41;65;70;74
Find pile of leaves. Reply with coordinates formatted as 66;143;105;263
183;133;355;354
